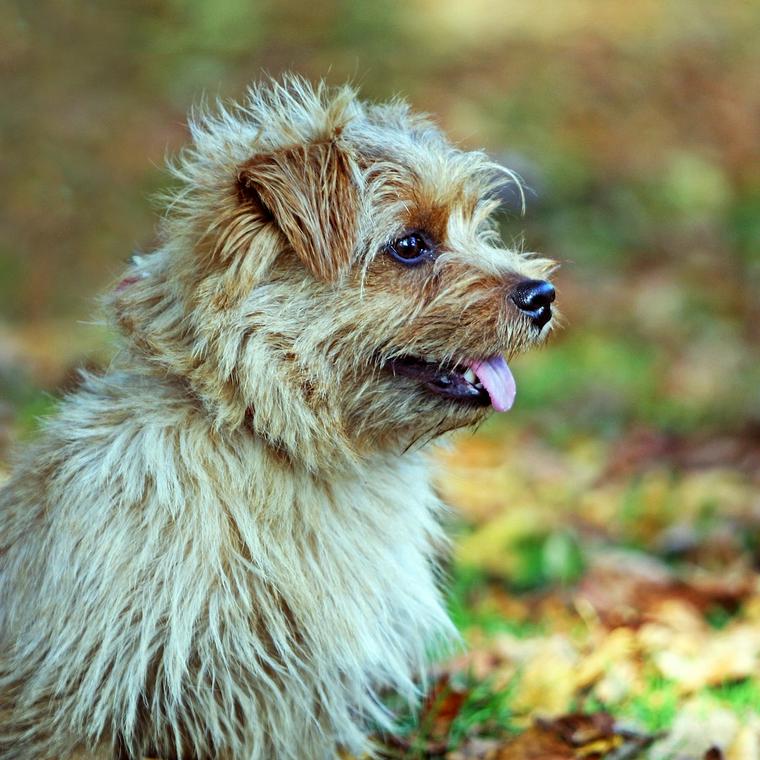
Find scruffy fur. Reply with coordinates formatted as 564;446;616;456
0;78;555;759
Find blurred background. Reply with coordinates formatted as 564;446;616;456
2;0;760;753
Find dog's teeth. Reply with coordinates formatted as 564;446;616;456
463;368;477;384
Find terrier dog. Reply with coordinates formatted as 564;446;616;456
0;77;556;759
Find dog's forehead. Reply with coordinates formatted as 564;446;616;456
346;106;498;219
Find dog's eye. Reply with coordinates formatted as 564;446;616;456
386;232;434;266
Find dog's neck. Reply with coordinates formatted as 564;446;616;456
108;353;437;484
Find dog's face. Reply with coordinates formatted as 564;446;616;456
113;79;557;467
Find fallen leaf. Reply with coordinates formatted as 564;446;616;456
509;636;579;717
492;724;574;759
649;696;743;760
726;719;760;760
573;627;638;692
492;713;653;760
445;736;502;759
421;677;471;747
640;616;760;693
455;508;552;580
576;549;751;629
377;676;472;757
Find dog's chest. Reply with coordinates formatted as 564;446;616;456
213;452;452;692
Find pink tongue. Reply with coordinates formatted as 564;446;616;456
466;355;516;412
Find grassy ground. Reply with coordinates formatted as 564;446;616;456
377;409;760;758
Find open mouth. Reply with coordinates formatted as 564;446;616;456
387;355;516;412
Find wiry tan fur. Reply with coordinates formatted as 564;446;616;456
0;77;555;760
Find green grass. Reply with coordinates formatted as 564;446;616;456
448;676;522;745
16;392;59;437
447;568;545;637
623;677;681;734
708;679;760;715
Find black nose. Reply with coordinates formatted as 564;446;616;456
510;279;555;329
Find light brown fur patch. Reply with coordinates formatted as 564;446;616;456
239;140;358;281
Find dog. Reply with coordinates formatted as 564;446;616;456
0;77;556;759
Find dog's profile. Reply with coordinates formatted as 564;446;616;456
0;77;556;759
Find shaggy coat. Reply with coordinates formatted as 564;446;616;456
0;78;554;759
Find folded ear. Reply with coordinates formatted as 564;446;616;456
237;140;358;281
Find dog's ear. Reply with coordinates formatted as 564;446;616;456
237;140;358;281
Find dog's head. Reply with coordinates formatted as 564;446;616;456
112;77;557;469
